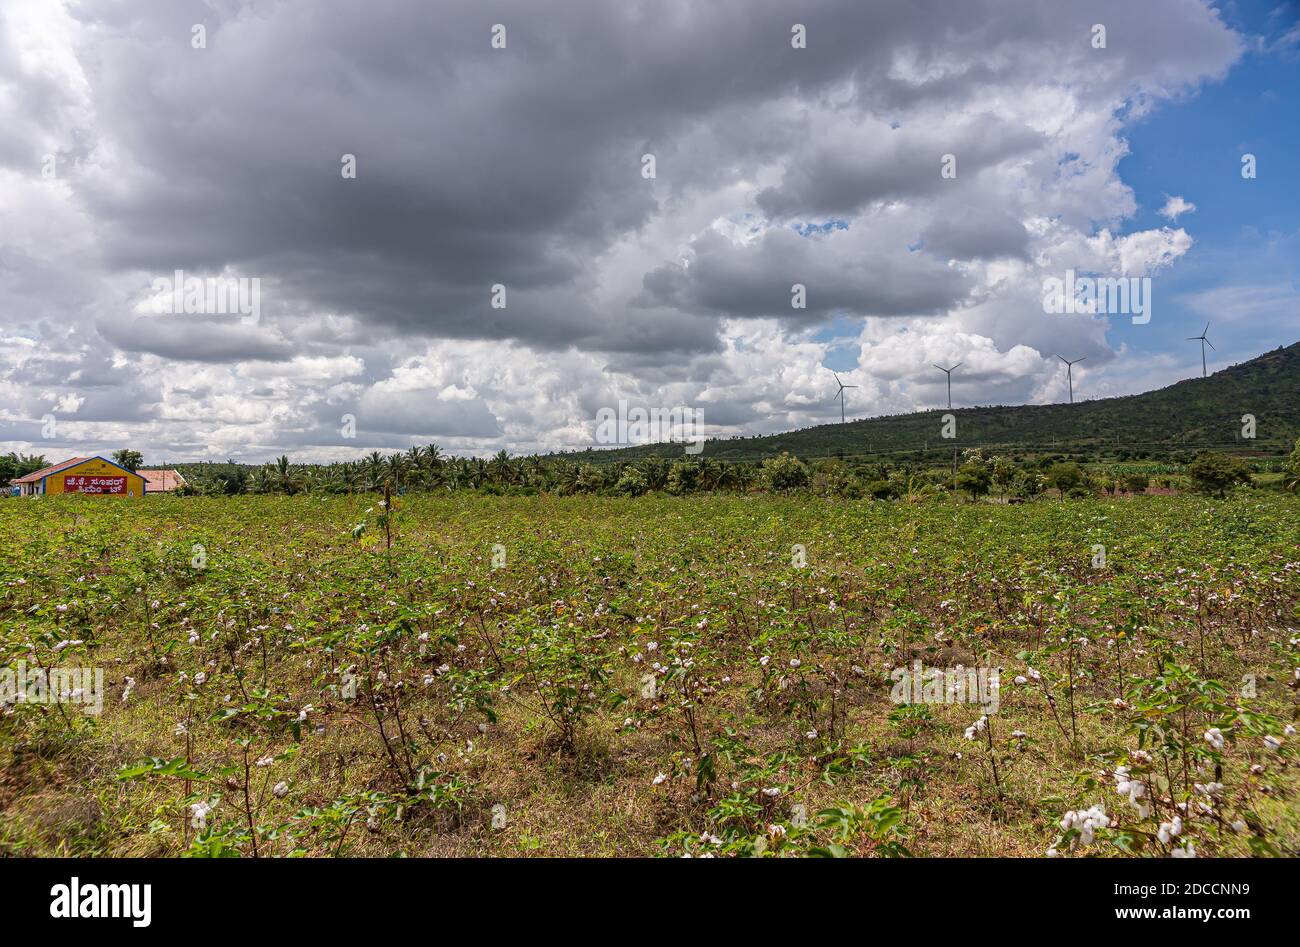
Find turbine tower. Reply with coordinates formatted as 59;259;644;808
832;373;858;424
933;362;961;410
1187;322;1214;378
1057;355;1086;404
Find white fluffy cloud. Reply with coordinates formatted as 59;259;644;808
1159;195;1198;221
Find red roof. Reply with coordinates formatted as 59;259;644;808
11;457;90;484
138;469;187;491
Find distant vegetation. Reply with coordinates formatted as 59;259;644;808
0;452;47;487
562;341;1300;464
165;440;1299;503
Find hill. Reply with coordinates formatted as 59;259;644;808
558;342;1300;464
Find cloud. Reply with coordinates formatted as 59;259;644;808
0;0;1254;460
1159;195;1197;220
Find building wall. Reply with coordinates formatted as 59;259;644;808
44;458;146;497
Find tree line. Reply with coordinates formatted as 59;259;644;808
174;440;1299;501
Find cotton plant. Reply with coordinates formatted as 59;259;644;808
663;797;910;858
1051;657;1293;857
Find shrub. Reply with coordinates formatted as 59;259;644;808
811;460;861;498
615;466;649;497
1122;473;1150;494
1046;462;1083;499
954;462;992;500
760;453;810;492
865;479;897;500
1187;452;1252;498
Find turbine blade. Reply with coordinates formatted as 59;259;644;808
1205;338;1215;350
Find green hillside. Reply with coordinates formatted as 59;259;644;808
562;341;1300;464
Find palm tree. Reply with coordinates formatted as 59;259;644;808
364;452;386;492
487;450;515;485
253;466;275;495
469;457;487;489
273;455;302;495
345;462;366;494
719;463;746;491
421;443;444;473
385;453;407;491
522;455;545;488
406;446;425;483
698;458;723;491
641;457;669;491
552;460;580;495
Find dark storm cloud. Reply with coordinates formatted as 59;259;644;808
97;315;296;363
755;114;1044;221
55;0;1140;353
921;209;1030;262
356;388;502;439
638;227;969;319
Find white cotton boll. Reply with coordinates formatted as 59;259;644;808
1204;728;1225;750
1157;816;1182;844
1059;805;1109;847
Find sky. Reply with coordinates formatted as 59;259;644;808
0;0;1297;463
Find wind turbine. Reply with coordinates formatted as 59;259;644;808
1187;322;1214;378
933;362;961;410
831;373;858;424
1057;355;1086;404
